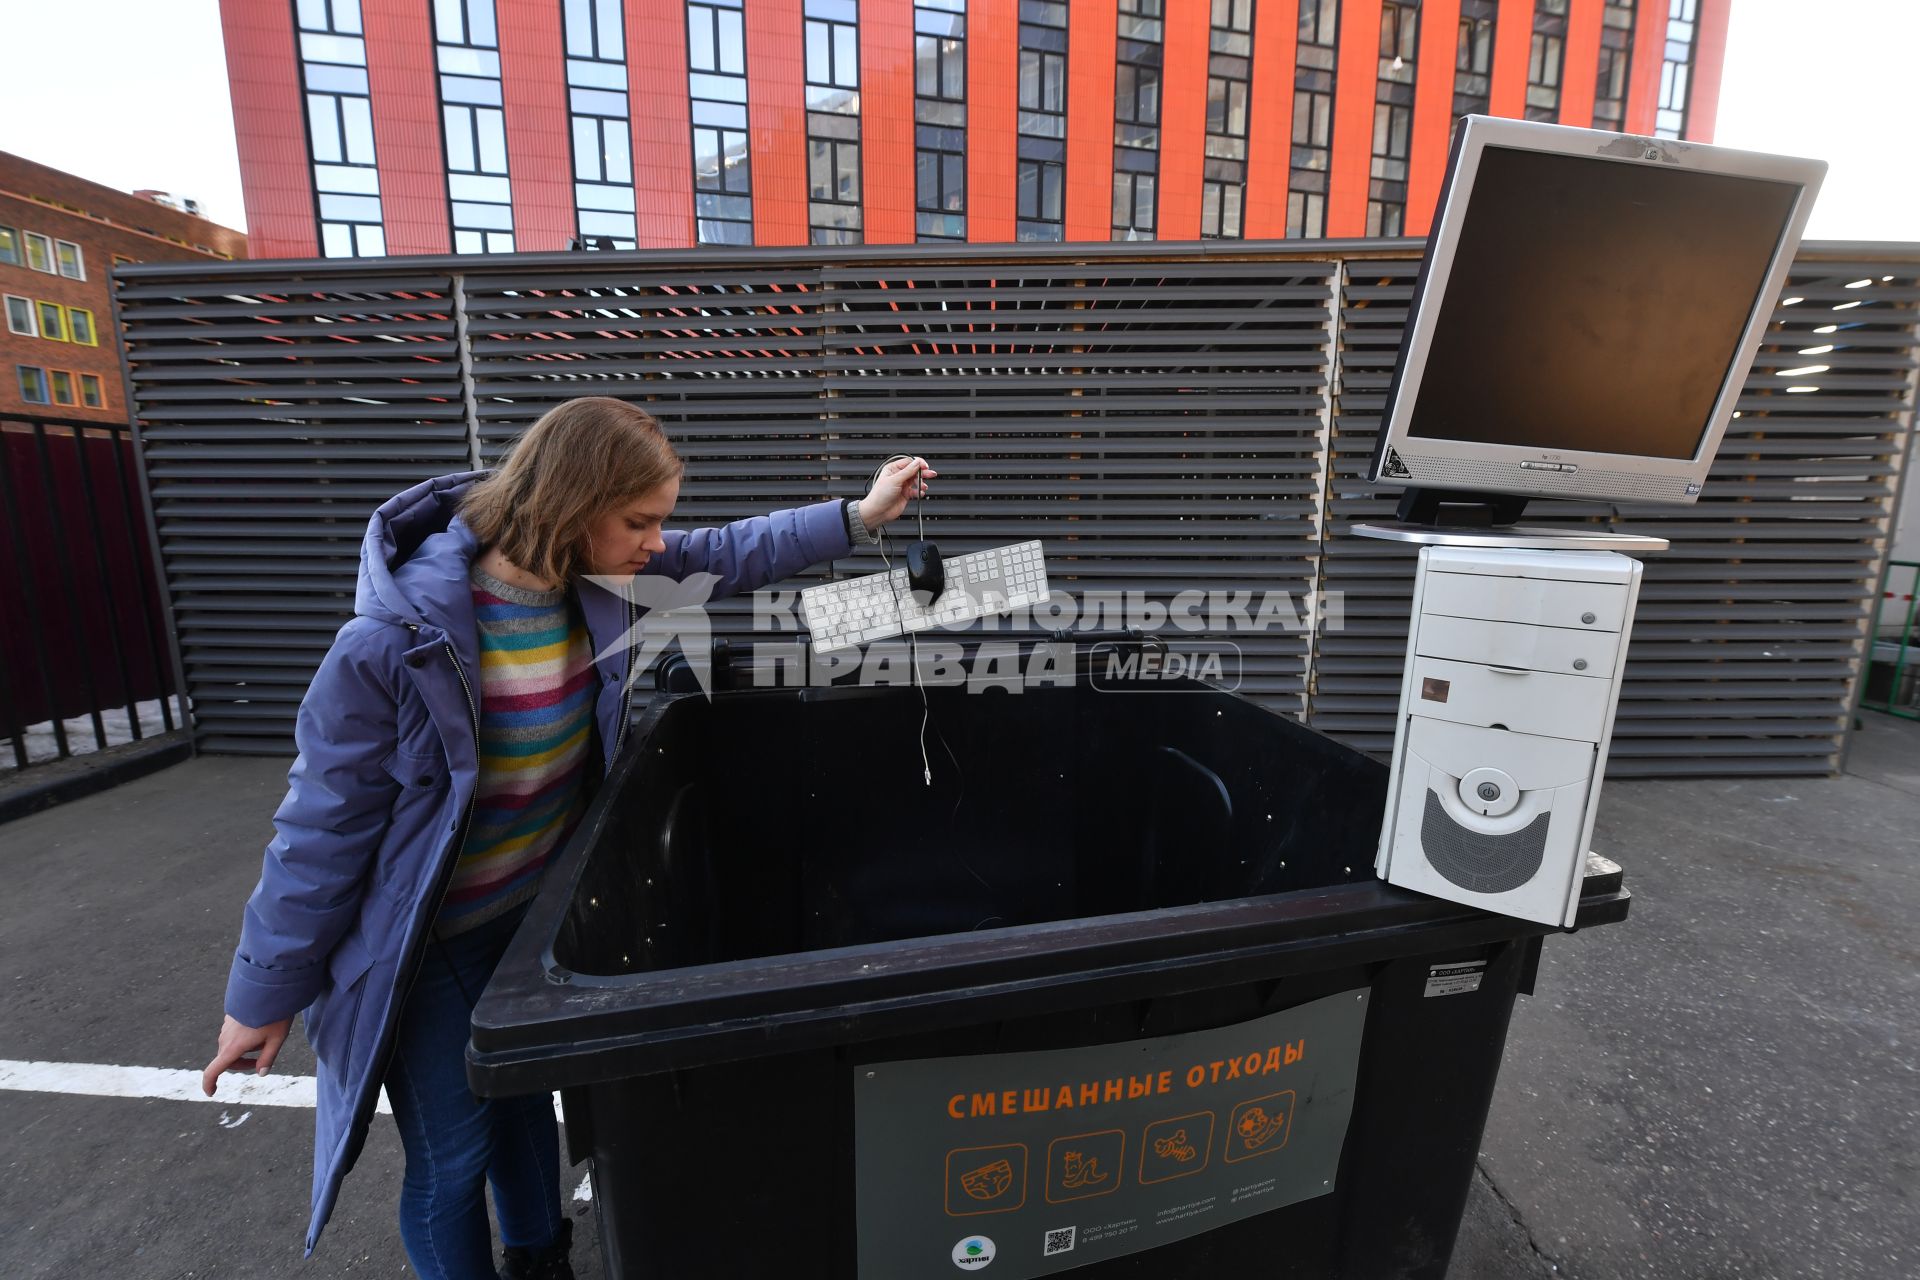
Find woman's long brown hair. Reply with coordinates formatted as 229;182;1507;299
459;397;684;585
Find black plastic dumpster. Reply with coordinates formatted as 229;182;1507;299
469;650;1629;1279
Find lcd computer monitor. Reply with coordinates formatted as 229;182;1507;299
1369;116;1825;510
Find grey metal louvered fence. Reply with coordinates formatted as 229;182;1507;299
112;241;1918;775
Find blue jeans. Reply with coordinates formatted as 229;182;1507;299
384;901;564;1278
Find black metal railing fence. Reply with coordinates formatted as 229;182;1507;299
0;413;179;772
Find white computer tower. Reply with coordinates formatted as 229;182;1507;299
1376;546;1643;927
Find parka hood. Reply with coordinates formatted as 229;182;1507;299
353;470;489;633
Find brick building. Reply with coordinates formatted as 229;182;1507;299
224;0;1727;257
1;152;248;422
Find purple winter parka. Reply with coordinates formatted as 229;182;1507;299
222;470;855;1256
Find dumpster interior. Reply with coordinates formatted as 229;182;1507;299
555;682;1389;977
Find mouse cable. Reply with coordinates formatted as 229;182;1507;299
868;454;942;789
874;505;932;787
871;460;987;890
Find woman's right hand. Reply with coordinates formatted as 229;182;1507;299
201;1014;295;1097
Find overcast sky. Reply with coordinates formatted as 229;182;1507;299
0;0;1912;243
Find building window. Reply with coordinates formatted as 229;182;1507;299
914;0;967;241
1592;2;1636;130
80;373;106;410
1527;0;1568;121
1655;0;1699;138
1016;0;1067;241
54;241;84;280
684;0;753;245
67;308;97;346
296;0;386;257
1112;0;1163;241
49;370;76;407
434;0;515;253
1453;0;1495;119
1200;0;1255;240
0;226;18;266
805;0;863;244
4;295;35;337
25;231;56;273
1367;0;1417;237
17;366;49;405
37;301;68;342
564;0;637;248
1289;0;1338;238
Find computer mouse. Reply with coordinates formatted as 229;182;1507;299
906;541;944;601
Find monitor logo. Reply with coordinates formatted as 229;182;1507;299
1382;448;1411;479
1684;482;1702;496
951;1236;996;1269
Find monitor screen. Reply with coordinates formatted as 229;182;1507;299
1406;145;1804;460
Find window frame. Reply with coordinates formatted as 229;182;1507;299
1293;88;1334;149
1111;168;1158;238
805;15;860;90
48;368;77;406
1115;59;1162;129
67;307;98;346
808;135;862;204
54;240;85;280
1529;32;1565;90
17;365;50;405
1016;157;1064;222
1457;15;1494;74
914;144;965;215
1380;2;1419;62
915;31;966;102
1373;101;1413;162
1199;179;1244;238
4;294;36;337
24;231;55;273
1206;75;1250;140
1018;48;1067;115
0;226;19;267
37;301;69;342
1286;188;1326;238
1299;0;1340;49
79;372;106;410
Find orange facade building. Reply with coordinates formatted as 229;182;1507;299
224;0;1729;258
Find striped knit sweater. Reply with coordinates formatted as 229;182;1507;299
433;564;595;939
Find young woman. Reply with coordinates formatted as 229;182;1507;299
200;397;934;1278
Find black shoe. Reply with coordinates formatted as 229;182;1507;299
499;1218;575;1280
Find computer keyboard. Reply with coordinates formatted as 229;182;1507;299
801;540;1050;653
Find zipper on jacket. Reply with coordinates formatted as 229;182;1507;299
413;633;481;971
609;593;638;762
370;627;480;1103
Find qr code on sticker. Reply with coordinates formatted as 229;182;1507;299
1043;1226;1076;1257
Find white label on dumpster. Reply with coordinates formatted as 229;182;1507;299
852;990;1368;1280
1424;961;1486;997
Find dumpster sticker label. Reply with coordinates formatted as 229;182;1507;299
952;1235;998;1268
853;990;1368;1279
1424;960;1486;997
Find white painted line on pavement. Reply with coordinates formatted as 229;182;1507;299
0;1059;568;1125
0;1058;360;1110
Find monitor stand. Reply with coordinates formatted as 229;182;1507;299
1352;488;1670;552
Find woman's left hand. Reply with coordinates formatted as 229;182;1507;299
859;456;937;531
